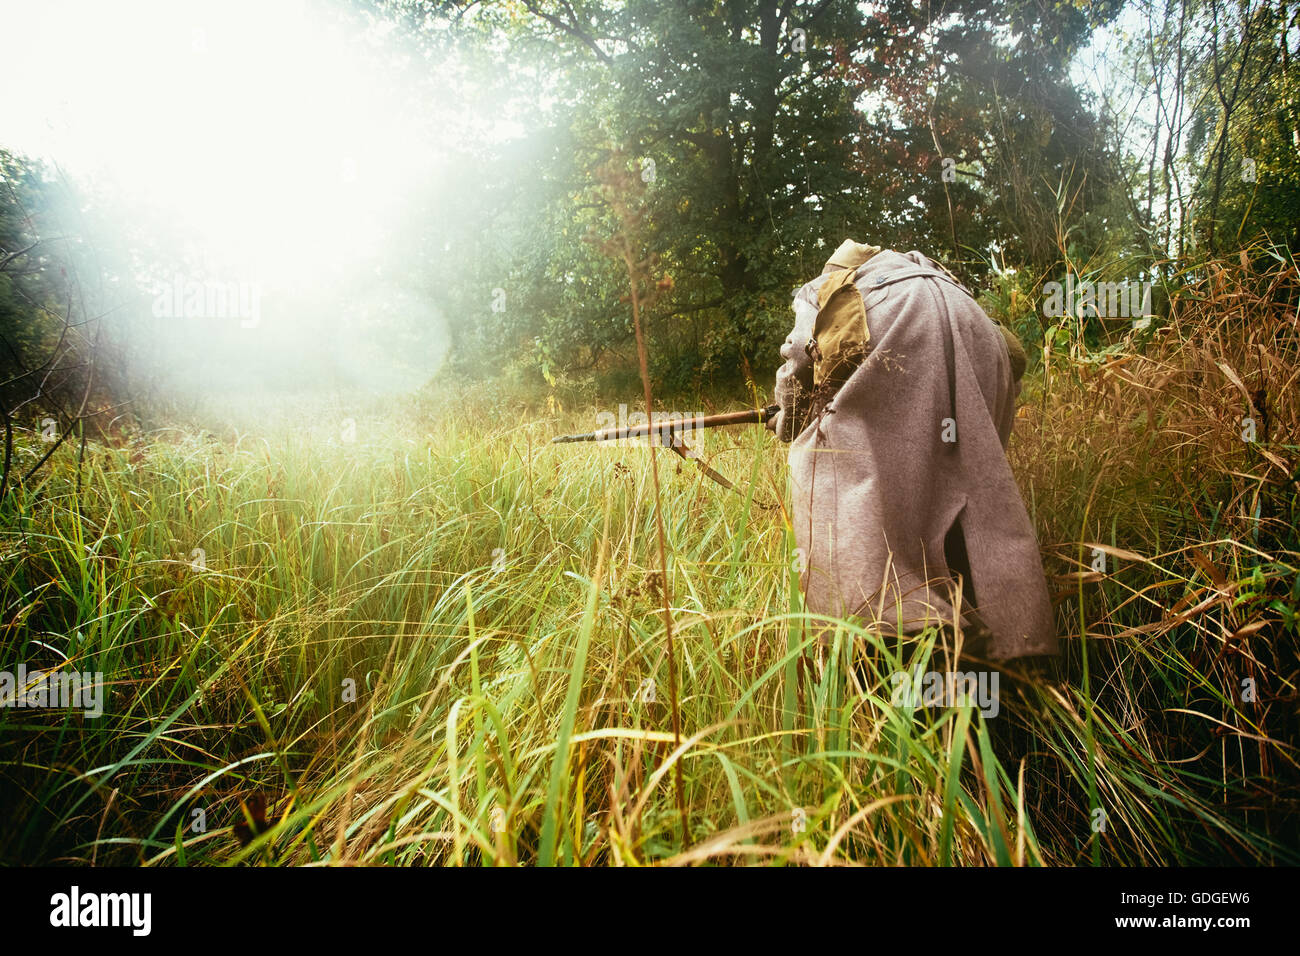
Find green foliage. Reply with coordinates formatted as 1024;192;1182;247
1186;0;1300;252
0;152;78;414
421;0;1133;391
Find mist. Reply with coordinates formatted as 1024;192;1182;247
0;0;515;406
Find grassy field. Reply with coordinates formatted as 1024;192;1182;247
1;256;1297;866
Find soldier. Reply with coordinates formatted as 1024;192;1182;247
767;240;1057;664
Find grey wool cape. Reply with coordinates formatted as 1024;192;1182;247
769;247;1057;661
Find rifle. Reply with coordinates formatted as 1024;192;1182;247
550;403;780;494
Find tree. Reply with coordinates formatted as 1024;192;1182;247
1187;0;1300;253
0;151;123;499
399;0;1131;387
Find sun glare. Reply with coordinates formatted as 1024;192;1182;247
2;0;460;395
5;0;442;280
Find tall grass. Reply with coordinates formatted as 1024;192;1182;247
1;254;1296;866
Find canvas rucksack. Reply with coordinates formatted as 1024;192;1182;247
805;266;870;413
805;263;1027;415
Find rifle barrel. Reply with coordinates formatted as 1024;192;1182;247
551;404;779;444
